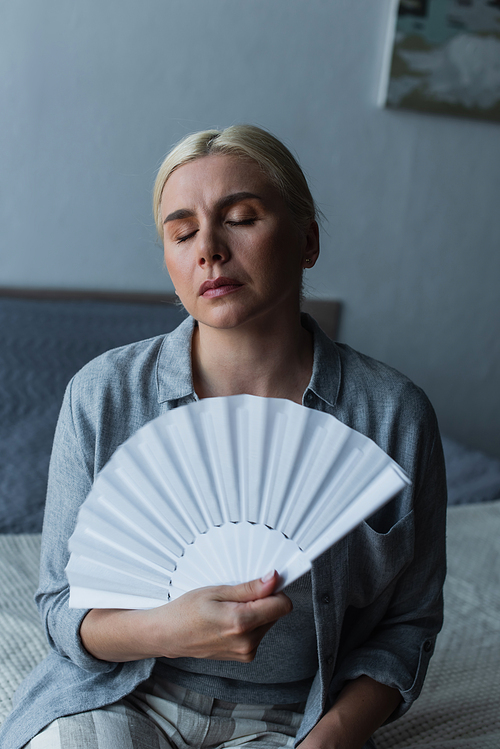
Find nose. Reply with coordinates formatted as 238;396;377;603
196;222;229;267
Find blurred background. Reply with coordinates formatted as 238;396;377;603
1;0;499;457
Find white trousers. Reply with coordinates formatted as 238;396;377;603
25;678;305;749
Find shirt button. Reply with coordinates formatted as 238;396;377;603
326;655;334;665
321;594;331;605
423;640;432;653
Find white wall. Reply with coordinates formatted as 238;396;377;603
1;0;499;457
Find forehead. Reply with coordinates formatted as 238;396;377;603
160;154;279;210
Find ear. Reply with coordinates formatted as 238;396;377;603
301;220;320;269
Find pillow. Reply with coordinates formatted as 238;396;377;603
442;435;500;506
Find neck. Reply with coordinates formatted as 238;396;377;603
192;313;313;404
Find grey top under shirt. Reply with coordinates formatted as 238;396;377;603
155;572;318;703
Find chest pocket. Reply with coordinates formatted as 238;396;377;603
347;510;415;608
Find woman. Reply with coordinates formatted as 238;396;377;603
1;125;446;749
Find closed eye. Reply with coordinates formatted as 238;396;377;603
176;230;198;243
175;217;256;242
226;218;257;227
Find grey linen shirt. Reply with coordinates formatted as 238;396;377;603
0;315;447;749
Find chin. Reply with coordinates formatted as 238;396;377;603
187;297;251;329
189;292;291;332
196;313;250;331
200;306;284;333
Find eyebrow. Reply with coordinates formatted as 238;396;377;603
163;192;263;224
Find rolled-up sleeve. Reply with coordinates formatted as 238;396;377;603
327;412;447;720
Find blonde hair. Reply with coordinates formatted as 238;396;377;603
153;124;317;238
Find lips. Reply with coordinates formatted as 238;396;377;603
199;277;243;298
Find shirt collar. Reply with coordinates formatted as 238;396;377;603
155;313;341;408
301;313;341;410
156;315;197;404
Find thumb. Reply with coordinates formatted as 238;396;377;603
218;570;279;603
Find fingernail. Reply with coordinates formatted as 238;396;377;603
261;570;275;583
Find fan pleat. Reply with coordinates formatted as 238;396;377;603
293;445;365;549
236;405;250;522
200;410;234;524
166;423;221;528
67;552;172;602
273;423;336;538
112;447;200;542
67;549;172;594
145;422;217;532
257;411;287;525
305;464;407;561
71;512;178;572
84;480;187;556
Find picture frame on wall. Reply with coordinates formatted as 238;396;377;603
379;0;500;123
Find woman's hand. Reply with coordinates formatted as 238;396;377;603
152;570;292;660
80;570;292;663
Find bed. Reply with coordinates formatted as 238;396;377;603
1;291;499;747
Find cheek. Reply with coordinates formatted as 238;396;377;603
164;245;184;272
163;253;186;290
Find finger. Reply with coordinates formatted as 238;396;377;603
224;591;292;640
216;570;280;603
244;590;293;624
215;619;283;663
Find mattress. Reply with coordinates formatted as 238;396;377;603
0;534;46;722
1;501;499;748
375;501;500;749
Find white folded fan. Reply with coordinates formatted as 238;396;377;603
67;394;410;609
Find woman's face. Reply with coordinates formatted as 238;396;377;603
160;154;318;332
